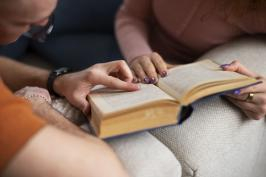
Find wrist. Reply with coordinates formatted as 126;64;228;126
53;74;67;97
47;67;71;97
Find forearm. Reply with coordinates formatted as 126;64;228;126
115;0;153;62
0;56;49;91
35;102;88;138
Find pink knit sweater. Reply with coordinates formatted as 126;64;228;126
115;0;266;64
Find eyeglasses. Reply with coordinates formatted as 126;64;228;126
23;14;54;43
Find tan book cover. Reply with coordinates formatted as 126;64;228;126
88;60;259;138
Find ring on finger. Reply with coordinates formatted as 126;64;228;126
245;93;255;102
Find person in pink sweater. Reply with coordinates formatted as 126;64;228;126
116;0;266;120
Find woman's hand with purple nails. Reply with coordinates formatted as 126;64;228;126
129;52;168;84
221;60;266;120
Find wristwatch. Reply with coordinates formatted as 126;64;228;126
47;67;71;97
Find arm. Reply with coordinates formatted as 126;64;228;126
0;56;49;91
14;87;87;137
1;82;129;177
116;0;168;83
0;57;139;115
115;0;153;62
3;126;130;177
35;101;88;137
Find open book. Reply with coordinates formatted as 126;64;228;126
88;60;259;138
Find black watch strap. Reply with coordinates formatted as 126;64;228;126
47;67;71;97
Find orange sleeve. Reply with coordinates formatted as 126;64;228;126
0;80;46;173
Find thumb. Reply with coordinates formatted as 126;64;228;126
78;99;91;115
68;94;91;115
221;60;258;77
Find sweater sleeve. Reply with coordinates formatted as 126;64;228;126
115;0;153;63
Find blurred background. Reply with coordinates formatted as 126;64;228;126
0;0;123;70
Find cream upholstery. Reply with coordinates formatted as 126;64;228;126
151;37;266;177
22;37;266;177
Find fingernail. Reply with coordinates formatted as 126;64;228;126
160;71;168;77
233;89;241;95
220;64;230;70
150;77;157;84
143;77;150;84
131;83;140;90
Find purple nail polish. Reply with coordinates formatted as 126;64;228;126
160;71;168;77
233;89;241;95
220;64;230;69
143;77;150;84
150;77;157;84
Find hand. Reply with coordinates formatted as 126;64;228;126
130;52;168;84
14;87;52;116
53;60;139;115
221;60;266;120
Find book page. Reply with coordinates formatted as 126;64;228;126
89;84;175;116
157;59;250;101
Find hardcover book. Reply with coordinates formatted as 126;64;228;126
88;60;259;138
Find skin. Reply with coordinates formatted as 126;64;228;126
54;60;140;114
130;52;266;120
0;0;57;44
222;60;266;120
132;51;266;119
0;0;136;176
130;52;168;84
0;0;139;114
3;126;130;177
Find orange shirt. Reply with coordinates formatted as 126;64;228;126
0;79;45;173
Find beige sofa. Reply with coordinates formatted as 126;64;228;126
22;37;266;177
150;37;266;177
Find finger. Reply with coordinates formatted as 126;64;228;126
150;52;168;77
242;109;264;120
131;62;148;83
226;97;263;120
238;80;266;94
226;97;262;114
226;92;266;106
82;101;91;116
78;98;91;115
70;91;91;115
242;109;255;119
111;60;134;82
221;60;258;77
96;75;139;91
139;56;158;83
224;93;249;101
131;70;140;83
225;92;260;102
